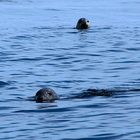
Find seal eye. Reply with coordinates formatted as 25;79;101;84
87;20;89;23
48;92;52;96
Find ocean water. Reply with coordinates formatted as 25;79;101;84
0;0;140;139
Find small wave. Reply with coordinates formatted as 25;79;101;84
44;8;62;12
0;106;17;110
10;35;36;40
14;107;74;113
93;26;113;33
0;0;13;3
113;41;126;47
0;81;9;88
10;57;44;62
61;133;123;140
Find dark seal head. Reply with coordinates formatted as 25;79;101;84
76;18;90;29
35;88;59;103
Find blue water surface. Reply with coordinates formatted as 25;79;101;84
0;0;140;139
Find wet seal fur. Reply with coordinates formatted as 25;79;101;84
76;18;90;29
35;88;59;103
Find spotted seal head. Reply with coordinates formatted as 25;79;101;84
76;18;90;29
35;88;59;103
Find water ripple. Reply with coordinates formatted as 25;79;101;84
0;81;9;88
0;0;140;139
14;107;75;113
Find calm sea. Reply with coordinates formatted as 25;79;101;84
0;0;140;139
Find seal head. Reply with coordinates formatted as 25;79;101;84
76;18;90;29
35;88;59;103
